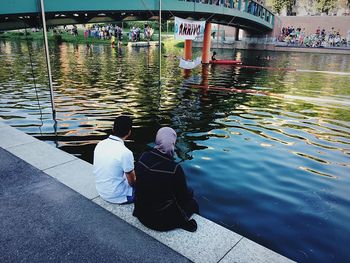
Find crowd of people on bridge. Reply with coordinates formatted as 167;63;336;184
183;0;271;22
279;26;350;48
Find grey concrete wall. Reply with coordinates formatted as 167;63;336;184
193;41;350;54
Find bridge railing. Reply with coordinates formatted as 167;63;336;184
179;0;274;26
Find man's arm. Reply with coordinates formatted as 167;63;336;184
125;170;136;186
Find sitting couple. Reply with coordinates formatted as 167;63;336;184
93;115;199;232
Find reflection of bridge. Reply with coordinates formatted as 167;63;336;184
0;0;274;32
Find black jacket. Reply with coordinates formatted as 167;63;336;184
133;149;194;231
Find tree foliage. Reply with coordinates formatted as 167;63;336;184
285;0;295;15
272;0;284;14
316;0;338;14
272;0;296;15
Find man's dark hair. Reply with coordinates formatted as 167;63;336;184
113;115;132;138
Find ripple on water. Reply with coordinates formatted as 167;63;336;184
1;42;350;263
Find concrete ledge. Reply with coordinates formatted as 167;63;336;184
193;41;350;55
93;197;242;263
6;140;77;170
127;41;159;47
0;120;6;128
0;120;295;263
0;125;38;149
44;158;99;200
220;238;292;263
274;46;350;55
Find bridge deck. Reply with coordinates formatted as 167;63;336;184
0;0;274;32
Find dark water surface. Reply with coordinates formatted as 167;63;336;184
1;40;350;262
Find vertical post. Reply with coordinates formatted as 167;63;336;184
235;27;240;41
40;0;55;117
262;8;266;20
238;0;242;10
158;0;162;85
166;20;168;36
184;38;192;77
201;65;209;88
271;14;274;25
217;24;220;47
201;22;212;64
184;40;192;60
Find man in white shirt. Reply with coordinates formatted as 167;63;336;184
93;115;136;204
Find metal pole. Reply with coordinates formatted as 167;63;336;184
217;24;220;47
158;0;162;85
166;20;168;36
40;0;56;117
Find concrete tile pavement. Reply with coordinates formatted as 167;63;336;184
0;147;190;263
6;140;77;170
44;158;99;200
0;125;37;148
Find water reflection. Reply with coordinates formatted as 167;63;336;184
1;40;350;262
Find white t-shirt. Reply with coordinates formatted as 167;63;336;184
93;135;134;204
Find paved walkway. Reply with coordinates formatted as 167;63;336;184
0;147;189;263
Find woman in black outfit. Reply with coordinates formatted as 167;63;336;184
133;127;199;232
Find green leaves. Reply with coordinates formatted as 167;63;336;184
316;0;338;14
272;0;284;14
271;0;295;15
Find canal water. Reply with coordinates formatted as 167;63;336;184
0;40;349;262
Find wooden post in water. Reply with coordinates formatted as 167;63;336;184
184;40;192;60
183;40;192;77
202;22;212;64
39;0;56;117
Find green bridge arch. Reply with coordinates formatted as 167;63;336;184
0;0;274;32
